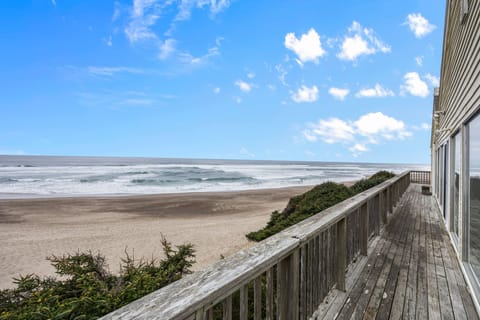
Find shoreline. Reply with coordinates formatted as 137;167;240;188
0;184;320;201
0;185;317;289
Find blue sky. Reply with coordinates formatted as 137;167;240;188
0;0;444;164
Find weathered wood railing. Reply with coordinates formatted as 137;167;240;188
102;171;412;320
410;170;431;184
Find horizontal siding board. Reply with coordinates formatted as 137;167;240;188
436;0;480;144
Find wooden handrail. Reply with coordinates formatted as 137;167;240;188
101;171;413;320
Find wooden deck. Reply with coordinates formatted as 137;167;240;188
316;184;478;320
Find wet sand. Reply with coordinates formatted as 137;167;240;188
0;186;313;289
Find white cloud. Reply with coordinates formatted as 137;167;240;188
415;55;423;66
338;21;390;61
77;90;169;108
213;87;220;94
349;143;368;157
303;112;412;154
304;118;355;144
425;73;440;87
247;72;256;79
112;1;122;21
405;13;436;38
235;80;252;93
178;45;220;65
354;112;410;141
87;66;145;76
234;96;242;104
176;0;231;21
421;123;431;130
355;84;394;98
401;72;429;97
159;39;176;59
328;87;349;101
284;28;326;65
413;123;432;131
240;147;255;157
103;36;113;47
291;85;319;103
125;0;161;43
275;64;288;86
122;1;227;64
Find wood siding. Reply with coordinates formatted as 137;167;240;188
434;0;480;144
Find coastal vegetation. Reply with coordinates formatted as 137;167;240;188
0;236;194;320
246;171;395;241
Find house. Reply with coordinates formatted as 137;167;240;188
431;0;480;309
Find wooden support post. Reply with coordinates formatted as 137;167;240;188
195;309;205;320
381;190;387;224
223;295;232;320
277;250;300;320
360;204;368;256
290;249;300;320
375;194;380;235
387;187;392;214
277;257;289;320
300;245;306;320
266;269;274;320
336;218;347;292
240;284;248;320
254;277;262;320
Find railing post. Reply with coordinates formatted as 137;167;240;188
375;195;380;235
254;277;262;320
290;250;300;320
360;203;368;255
240;284;248;320
266;269;274;320
277;250;300;320
381;190;387;225
223;296;232;320
336;218;347;292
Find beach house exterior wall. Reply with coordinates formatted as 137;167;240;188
431;0;480;308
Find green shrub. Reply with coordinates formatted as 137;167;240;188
246;171;395;242
0;236;195;320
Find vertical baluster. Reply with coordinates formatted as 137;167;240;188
253;277;262;320
223;295;232;320
266;268;274;320
240;284;248;320
336;218;347;291
277;257;288;320
290;249;300;320
312;235;319;306
307;240;313;315
300;245;307;320
360;202;368;255
195;309;205;320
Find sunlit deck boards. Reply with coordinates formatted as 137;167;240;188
317;184;478;320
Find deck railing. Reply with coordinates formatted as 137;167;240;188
410;170;431;185
102;171;414;320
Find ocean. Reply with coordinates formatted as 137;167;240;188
0;155;429;198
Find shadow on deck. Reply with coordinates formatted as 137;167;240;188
317;184;478;319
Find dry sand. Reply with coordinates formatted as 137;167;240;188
0;186;312;289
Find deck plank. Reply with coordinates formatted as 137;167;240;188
315;184;479;320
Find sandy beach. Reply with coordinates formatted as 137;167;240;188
0;186;312;289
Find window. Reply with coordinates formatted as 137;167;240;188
461;0;469;24
453;132;461;237
469;114;480;279
443;143;449;218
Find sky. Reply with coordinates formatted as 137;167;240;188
0;0;445;164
